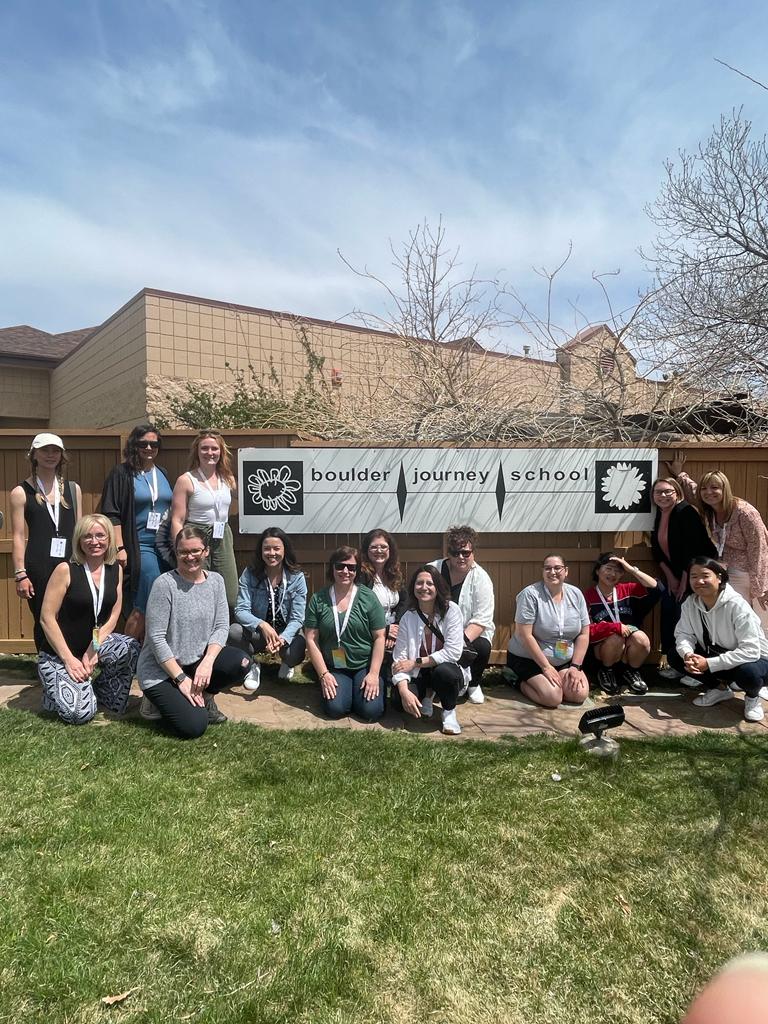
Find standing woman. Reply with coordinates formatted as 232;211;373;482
392;565;466;735
230;526;307;692
430;525;495;704
137;527;251;738
507;553;590;709
304;546;387;721
359;529;407;662
170;430;238;608
10;433;82;650
667;456;768;626
37;514;139;725
650;476;716;677
100;424;173;640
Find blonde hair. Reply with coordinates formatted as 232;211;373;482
696;470;736;525
187;430;236;489
71;514;118;565
29;447;71;509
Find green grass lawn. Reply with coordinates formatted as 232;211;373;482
1;709;767;1024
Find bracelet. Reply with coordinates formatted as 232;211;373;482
15;573;28;582
117;546;126;552
14;569;27;578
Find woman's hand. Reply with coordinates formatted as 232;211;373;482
759;590;768;610
684;653;708;675
385;623;399;650
621;624;634;637
82;645;99;675
541;664;562;689
398;683;422;718
258;621;281;652
192;655;215;693
15;577;34;600
393;657;417;674
320;670;337;700
360;672;380;701
179;675;205;707
664;451;687;478
64;656;90;683
562;666;588;689
116;548;128;569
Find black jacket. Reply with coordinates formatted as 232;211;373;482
651;500;717;579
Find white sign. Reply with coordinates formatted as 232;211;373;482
238;447;658;534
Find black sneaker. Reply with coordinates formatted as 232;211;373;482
622;668;648;695
597;667;620;695
204;695;227;724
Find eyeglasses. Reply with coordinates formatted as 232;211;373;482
369;545;389;552
138;441;160;449
449;548;473;558
543;566;566;574
654;490;676;497
179;549;205;557
334;563;357;573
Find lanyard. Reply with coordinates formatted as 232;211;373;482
197;470;227;522
84;565;106;626
713;521;727;558
142;467;159;508
597;587;620;623
268;572;287;622
36;476;60;533
331;585;358;644
546;587;565;637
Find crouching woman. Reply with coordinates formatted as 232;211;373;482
38;514;139;724
673;556;768;723
137;526;250;738
391;564;466;735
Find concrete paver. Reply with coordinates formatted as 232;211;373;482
1;669;765;742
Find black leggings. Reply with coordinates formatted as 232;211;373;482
416;663;464;711
668;648;768;698
465;635;492;685
144;645;250;740
229;624;306;667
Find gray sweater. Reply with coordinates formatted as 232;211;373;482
137;570;230;691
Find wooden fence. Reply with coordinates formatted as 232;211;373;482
2;430;767;657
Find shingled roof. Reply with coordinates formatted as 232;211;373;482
0;325;95;364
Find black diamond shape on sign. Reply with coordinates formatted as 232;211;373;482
243;461;304;516
495;463;506;519
396;464;408;521
594;460;652;514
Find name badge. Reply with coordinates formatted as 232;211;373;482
92;627;101;652
331;647;348;669
212;521;225;540
50;537;67;558
146;511;162;531
554;639;570;660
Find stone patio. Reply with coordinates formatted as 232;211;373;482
2;666;766;741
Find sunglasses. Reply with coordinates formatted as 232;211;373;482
138;440;160;449
333;563;358;573
449;548;473;558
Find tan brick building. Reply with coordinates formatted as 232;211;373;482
0;287;661;431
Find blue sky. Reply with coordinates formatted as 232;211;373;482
1;0;767;352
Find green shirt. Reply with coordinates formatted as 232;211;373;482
305;585;386;671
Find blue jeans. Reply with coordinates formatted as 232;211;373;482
323;667;385;721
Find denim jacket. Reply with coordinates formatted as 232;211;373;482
234;568;307;644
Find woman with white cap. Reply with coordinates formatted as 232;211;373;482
10;433;82;650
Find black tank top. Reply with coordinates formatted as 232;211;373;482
40;562;119;660
22;479;76;587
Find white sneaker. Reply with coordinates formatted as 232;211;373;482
744;696;765;722
457;679;469;698
760;686;768;701
243;663;261;692
693;687;733;707
278;662;294;681
680;675;702;689
658;666;683;680
420;696;433;718
139;695;161;720
467;684;485;704
441;709;461;735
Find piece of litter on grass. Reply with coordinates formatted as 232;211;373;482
551;772;562;782
101;988;139;1006
268;840;277;848
614;894;632;917
270;920;281;935
80;762;90;771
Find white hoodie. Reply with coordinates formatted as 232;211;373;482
675;583;768;673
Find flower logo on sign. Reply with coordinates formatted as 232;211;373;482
248;466;301;513
600;463;647;511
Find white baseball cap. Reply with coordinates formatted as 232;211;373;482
29;432;65;452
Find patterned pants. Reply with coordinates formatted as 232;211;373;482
38;633;140;725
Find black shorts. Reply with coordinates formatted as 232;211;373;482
506;652;571;683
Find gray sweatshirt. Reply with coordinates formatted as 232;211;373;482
137;570;230;691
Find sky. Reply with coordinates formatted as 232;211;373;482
1;0;767;353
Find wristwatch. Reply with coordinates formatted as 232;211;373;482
173;670;187;686
571;663;583;671
415;657;423;666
